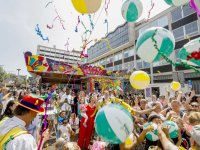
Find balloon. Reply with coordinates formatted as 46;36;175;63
170;81;181;91
121;0;143;22
164;0;190;7
179;37;200;66
163;121;178;138
91;141;105;150
125;133;133;146
136;27;175;63
95;104;133;144
130;71;150;89
144;122;159;141
71;0;102;14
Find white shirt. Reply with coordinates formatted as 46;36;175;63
69;118;79;129
59;92;65;98
59;124;71;141
2;96;14;115
0;116;37;150
60;94;72;111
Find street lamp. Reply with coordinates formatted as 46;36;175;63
17;69;21;83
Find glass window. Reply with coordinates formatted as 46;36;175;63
137;59;143;69
151;20;158;27
129;48;134;56
175;49;181;62
162;55;171;65
119;64;122;70
183;3;195;17
173;27;184;41
114;65;118;71
118;52;122;60
129;61;134;70
153;61;162;67
185;21;198;37
171;7;182;22
124;49;129;58
114;53;119;61
124;63;128;70
139;25;148;35
110;67;113;71
159;15;168;27
143;61;150;68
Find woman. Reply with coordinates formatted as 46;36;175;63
18;91;25;101
36;90;40;96
78;95;98;150
0;100;17;122
131;97;141;110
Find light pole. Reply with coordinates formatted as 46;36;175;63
17;69;21;83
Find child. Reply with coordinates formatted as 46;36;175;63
57;111;67;139
151;102;165;121
69;113;79;142
79;98;88;128
59;118;71;141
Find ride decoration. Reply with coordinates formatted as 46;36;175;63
121;0;143;22
91;97;135;117
95;104;133;144
151;29;199;75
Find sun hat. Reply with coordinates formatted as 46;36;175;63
191;125;200;146
14;94;45;113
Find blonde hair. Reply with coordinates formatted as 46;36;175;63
188;112;200;125
171;100;180;105
55;134;68;149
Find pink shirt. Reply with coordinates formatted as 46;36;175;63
79;104;87;112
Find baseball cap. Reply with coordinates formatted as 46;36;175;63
191;125;200;146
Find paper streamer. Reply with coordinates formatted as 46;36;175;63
157;71;161;74
46;143;49;150
91;97;135;117
100;38;114;51
98;41;101;49
45;0;53;8
75;16;80;32
151;29;199;75
123;82;129;90
146;3;155;23
58;19;65;22
104;19;109;36
47;16;59;29
109;55;113;66
105;0;110;16
190;0;200;18
35;24;49;41
38;87;56;150
54;6;66;30
89;14;94;29
64;38;70;52
81;21;87;30
185;35;191;41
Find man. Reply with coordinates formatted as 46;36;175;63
60;88;73;118
0;87;7;115
190;125;200;150
147;95;158;108
108;90;114;99
0;95;49;150
119;89;126;99
59;87;66;98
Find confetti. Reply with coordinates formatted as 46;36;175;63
104;19;109;36
54;6;66;30
185;35;191;41
89;14;94;29
45;0;53;8
35;24;48;41
64;38;70;52
105;0;110;16
47;16;59;29
75;16;80;32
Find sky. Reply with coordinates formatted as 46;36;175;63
0;0;170;77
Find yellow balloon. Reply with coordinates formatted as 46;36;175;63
125;133;133;146
130;71;150;89
71;0;102;14
170;81;181;91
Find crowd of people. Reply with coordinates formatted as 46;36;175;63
0;85;200;150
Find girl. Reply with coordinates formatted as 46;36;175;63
131;96;141;110
55;134;81;150
79;99;88;127
69;113;79;142
59;118;72;141
151;102;165;121
0;100;17;122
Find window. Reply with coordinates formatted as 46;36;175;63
151;15;168;27
101;59;105;66
143;61;150;68
139;25;148;35
107;56;113;64
171;3;195;23
173;27;184;41
124;47;134;58
119;64;122;70
114;65;119;71
153;54;171;66
185;21;198;37
137;59;143;69
115;53;119;61
114;52;122;61
162;55;171;65
173;21;199;42
175;49;181;62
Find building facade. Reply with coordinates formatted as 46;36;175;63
86;1;200;93
37;45;85;67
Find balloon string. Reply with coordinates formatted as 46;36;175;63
38;87;56;150
151;29;199;75
146;3;155;23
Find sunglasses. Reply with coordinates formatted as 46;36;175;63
135;122;139;124
63;122;68;124
191;105;199;108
